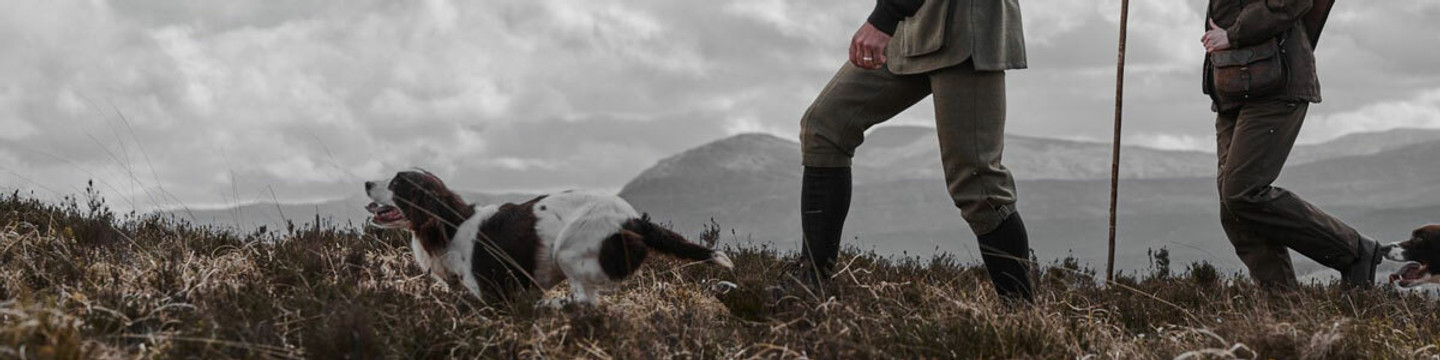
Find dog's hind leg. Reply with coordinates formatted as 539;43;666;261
551;210;624;305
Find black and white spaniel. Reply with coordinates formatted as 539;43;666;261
364;170;732;305
1383;224;1440;288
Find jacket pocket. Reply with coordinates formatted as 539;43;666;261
898;0;950;57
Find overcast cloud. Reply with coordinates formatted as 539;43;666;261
1;0;1438;211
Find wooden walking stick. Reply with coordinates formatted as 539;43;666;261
1106;0;1131;282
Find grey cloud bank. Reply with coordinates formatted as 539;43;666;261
1;0;1437;211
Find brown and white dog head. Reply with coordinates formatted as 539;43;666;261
1383;225;1440;288
365;170;473;251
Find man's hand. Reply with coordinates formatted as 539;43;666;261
1201;18;1231;53
850;22;891;70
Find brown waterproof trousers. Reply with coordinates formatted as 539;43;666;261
1216;100;1361;287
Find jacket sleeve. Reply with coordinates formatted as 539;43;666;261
866;0;925;36
1226;0;1312;48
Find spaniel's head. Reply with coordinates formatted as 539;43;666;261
1384;225;1440;288
364;170;468;231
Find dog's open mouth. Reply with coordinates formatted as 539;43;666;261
366;202;405;225
1390;262;1429;287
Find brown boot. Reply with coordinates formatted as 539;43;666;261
1341;235;1383;288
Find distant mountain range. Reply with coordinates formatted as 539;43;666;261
171;127;1440;278
618;126;1440;279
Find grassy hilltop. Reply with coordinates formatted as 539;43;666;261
3;190;1440;359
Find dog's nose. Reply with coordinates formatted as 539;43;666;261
365;181;376;191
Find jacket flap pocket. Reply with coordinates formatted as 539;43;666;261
900;0;950;57
1209;41;1278;67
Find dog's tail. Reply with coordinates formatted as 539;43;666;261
621;214;733;269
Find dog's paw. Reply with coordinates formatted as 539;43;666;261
566;294;599;307
707;280;739;296
534;297;568;310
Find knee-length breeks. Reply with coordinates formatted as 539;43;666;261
799;60;1015;235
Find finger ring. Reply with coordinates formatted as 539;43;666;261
863;57;874;61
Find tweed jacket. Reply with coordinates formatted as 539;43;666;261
885;0;1028;74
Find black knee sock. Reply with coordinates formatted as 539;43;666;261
976;212;1035;302
800;166;851;283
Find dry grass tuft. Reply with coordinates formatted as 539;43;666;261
4;189;1440;359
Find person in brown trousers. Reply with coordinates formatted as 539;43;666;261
794;0;1034;302
1202;0;1383;288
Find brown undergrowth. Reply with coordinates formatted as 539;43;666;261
3;189;1440;359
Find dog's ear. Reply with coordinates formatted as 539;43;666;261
391;172;433;218
393;171;467;225
1421;226;1440;253
1422;225;1440;240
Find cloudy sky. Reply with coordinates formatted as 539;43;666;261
2;0;1438;211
